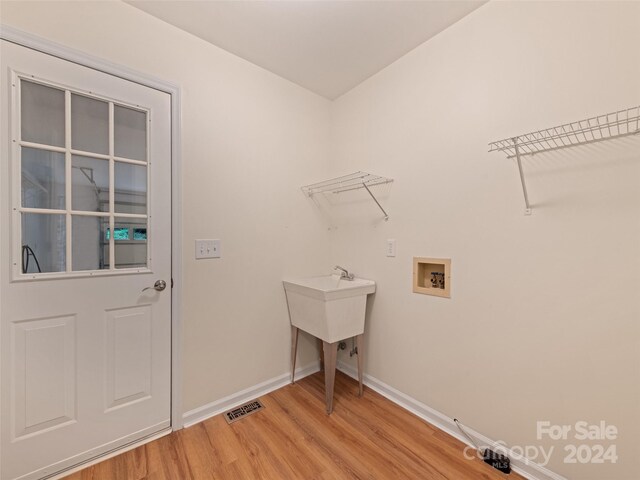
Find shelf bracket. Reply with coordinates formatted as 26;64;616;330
513;138;532;215
362;182;389;221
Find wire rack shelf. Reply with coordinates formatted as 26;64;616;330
489;105;640;215
489;105;640;158
301;171;394;220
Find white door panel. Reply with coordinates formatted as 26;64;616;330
13;315;76;438
1;41;172;480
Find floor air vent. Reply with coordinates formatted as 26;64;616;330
223;399;264;424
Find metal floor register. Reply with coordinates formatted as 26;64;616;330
223;399;265;424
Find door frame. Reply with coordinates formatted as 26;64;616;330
0;21;184;469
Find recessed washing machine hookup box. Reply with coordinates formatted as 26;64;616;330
413;257;451;298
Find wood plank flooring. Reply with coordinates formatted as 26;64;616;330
64;371;523;479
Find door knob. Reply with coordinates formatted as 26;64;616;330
142;280;167;292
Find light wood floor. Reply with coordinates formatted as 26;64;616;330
64;371;522;479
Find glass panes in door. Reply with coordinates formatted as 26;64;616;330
114;161;147;214
21;213;66;273
16;78;150;276
20;80;65;147
71;155;109;213
103;218;148;269
114;105;147;161
71;94;109;155
21;147;65;210
72;215;104;271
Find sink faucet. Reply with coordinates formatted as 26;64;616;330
334;265;355;281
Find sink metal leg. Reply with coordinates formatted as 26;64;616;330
318;337;324;371
322;340;338;414
356;334;364;397
290;326;299;384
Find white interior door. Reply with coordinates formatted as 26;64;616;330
0;41;172;480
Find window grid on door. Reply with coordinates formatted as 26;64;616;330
12;73;151;279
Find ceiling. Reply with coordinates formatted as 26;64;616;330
126;1;485;100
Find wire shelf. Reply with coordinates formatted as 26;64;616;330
301;171;393;196
489;105;640;158
489;104;640;215
301;171;394;220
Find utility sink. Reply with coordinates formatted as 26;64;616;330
283;275;375;343
284;273;376;414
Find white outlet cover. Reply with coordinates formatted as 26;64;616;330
386;239;396;257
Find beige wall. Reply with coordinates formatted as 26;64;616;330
0;0;331;412
2;1;640;478
329;2;640;479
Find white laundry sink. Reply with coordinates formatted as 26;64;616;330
283;275;375;343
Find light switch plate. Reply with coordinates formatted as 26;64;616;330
195;239;221;259
386;239;396;257
211;239;221;258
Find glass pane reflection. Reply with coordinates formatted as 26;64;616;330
71;94;109;154
21;213;66;273
72;155;109;212
114;105;147;161
114;162;147;214
21;80;65;147
72;215;109;271
102;218;148;269
21;147;65;210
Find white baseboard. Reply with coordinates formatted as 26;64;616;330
336;361;566;480
182;361;320;428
